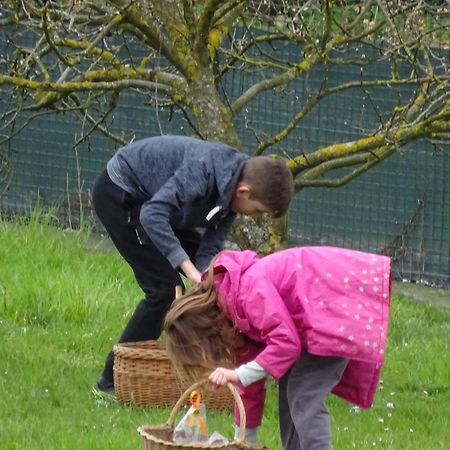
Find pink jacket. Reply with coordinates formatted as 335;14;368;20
212;247;391;427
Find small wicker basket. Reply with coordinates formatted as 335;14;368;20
138;380;264;450
113;340;234;411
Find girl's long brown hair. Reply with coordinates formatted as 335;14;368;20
164;258;243;381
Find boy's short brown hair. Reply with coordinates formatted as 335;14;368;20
240;156;294;217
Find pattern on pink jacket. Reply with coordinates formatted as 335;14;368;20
212;246;391;427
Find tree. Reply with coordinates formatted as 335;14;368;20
0;0;449;249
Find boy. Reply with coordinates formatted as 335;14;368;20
92;135;294;392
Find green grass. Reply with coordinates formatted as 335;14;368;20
1;211;449;449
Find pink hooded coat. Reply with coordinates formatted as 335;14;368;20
212;247;391;427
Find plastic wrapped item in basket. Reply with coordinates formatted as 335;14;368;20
113;340;234;411
138;380;265;450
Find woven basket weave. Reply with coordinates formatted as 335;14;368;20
138;380;264;450
113;340;234;411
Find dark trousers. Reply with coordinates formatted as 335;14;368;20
92;169;200;383
279;352;349;450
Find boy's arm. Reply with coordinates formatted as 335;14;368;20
139;163;209;270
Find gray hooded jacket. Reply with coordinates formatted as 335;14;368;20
107;135;249;271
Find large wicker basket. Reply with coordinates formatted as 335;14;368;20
138;380;264;450
113;340;234;411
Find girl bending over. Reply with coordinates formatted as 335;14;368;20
164;246;391;450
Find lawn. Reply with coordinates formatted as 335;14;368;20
0;212;449;449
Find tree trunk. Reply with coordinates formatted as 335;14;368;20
187;71;242;149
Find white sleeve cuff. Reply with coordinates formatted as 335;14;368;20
235;360;268;387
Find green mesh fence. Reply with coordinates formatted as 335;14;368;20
0;25;449;289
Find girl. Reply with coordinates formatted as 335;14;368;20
164;246;391;450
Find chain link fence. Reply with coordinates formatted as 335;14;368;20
1;25;449;288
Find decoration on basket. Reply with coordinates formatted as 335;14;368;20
173;389;208;445
187;390;207;434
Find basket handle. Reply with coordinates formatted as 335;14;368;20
166;379;247;443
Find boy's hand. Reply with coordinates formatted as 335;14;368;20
209;367;240;388
179;259;202;284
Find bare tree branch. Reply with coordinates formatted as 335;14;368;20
0;0;448;180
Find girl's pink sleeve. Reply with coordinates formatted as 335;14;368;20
244;278;302;380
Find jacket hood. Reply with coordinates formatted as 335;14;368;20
212;250;259;321
211;148;249;208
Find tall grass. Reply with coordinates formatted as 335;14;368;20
1;211;449;449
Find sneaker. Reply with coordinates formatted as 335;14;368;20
95;376;115;393
91;385;117;402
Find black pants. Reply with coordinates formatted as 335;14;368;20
92;169;200;383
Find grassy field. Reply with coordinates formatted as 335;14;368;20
1;212;449;449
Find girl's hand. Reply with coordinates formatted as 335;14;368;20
208;367;240;388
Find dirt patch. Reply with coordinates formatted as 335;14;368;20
393;281;450;309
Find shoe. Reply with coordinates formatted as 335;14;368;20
92;377;116;402
95;376;115;393
91;385;117;402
